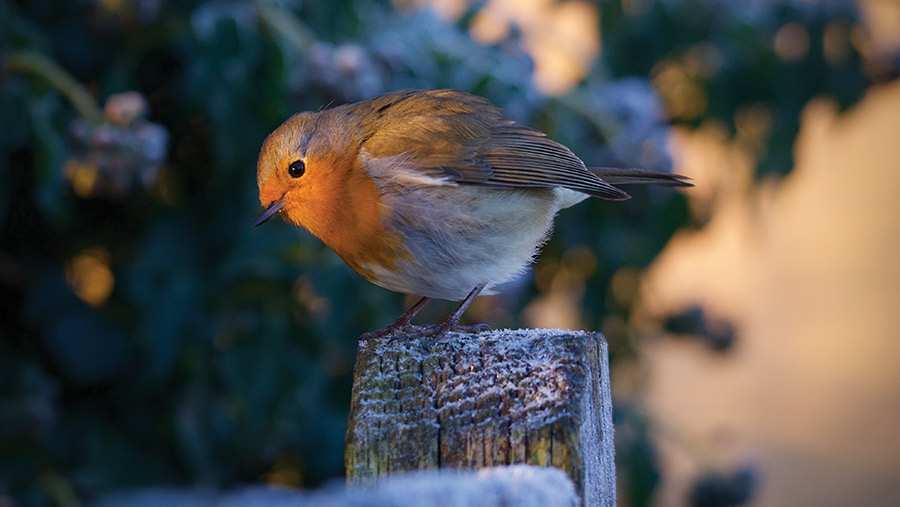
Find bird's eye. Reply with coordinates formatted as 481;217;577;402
288;159;305;178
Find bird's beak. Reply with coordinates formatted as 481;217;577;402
254;197;285;227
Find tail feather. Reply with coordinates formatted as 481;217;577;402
589;167;694;188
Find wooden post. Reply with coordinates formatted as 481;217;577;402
345;329;616;506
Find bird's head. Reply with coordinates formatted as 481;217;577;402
254;110;364;230
255;112;317;227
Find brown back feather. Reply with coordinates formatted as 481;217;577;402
356;89;630;200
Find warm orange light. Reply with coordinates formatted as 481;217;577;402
64;247;115;307
415;0;601;95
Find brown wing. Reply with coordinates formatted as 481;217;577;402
357;89;497;183
477;124;629;200
358;89;629;200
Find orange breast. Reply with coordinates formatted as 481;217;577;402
283;151;412;282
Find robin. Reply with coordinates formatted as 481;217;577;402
255;89;691;337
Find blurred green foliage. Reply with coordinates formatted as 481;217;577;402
0;0;875;505
599;0;869;176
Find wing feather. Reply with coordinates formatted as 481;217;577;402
357;89;630;200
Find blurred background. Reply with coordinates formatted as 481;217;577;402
2;0;898;505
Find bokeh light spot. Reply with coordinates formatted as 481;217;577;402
64;247;115;307
262;454;305;488
652;59;708;120
774;23;810;62
64;160;100;198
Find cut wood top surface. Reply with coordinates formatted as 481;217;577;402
346;328;615;506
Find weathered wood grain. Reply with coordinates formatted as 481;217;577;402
345;328;615;506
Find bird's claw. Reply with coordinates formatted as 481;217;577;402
360;322;492;341
359;323;413;341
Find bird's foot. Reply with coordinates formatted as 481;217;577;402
410;322;492;339
360;287;490;341
360;322;492;341
359;322;414;341
445;323;492;335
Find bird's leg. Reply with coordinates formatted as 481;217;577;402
361;284;490;340
360;295;431;340
431;283;489;337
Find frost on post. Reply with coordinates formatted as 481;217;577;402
345;328;616;507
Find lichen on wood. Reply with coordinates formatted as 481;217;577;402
345;328;615;506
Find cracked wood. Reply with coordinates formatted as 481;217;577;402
344;328;616;506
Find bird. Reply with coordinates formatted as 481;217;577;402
254;89;691;337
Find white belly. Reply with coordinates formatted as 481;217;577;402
364;184;584;300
